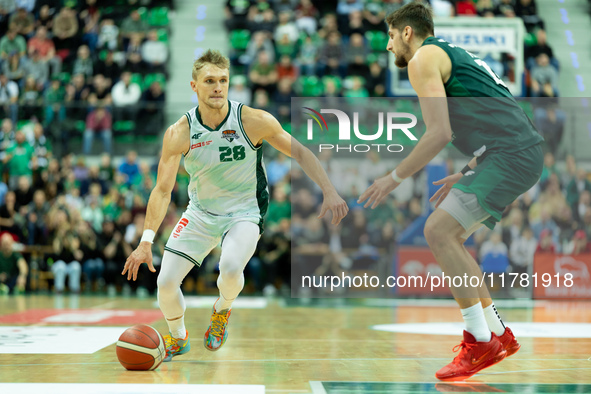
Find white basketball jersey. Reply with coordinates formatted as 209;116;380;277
183;100;269;224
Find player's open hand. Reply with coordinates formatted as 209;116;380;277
430;172;463;208
318;190;349;225
122;242;156;281
358;174;398;209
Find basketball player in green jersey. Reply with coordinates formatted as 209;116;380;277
122;50;348;361
359;3;543;381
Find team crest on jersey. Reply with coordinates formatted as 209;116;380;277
192;133;203;139
221;130;239;143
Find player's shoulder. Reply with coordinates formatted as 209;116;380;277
163;114;190;154
410;43;450;70
240;104;280;130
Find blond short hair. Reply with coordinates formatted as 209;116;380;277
192;49;230;80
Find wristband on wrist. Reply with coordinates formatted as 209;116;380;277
460;164;472;175
390;169;404;183
140;229;155;244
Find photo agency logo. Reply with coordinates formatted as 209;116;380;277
303;107;419;153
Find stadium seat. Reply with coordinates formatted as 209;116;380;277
157;28;169;44
229;30;251;52
130;73;143;88
148;7;169;27
114;120;136;133
98;50;109;61
298;76;324;97
58;72;71;84
144;73;167;89
365;31;388;52
321;76;342;91
137;7;148;20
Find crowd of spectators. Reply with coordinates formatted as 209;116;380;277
0;0;585;297
0;0;170;156
0;0;173;294
225;0;559;122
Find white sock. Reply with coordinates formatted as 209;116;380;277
215;292;234;312
167;316;186;339
461;302;491;342
483;303;506;336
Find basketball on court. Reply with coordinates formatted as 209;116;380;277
116;324;165;371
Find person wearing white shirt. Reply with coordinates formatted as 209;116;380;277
141;30;168;73
112;71;141;123
274;11;299;43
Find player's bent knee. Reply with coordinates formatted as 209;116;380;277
157;274;179;293
424;215;454;249
220;266;243;282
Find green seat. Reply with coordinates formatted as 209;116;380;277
137;7;148;20
113;120;136;133
365;31;388;52
524;32;537;47
130;73;143;88
229;30;251;52
16;120;30;130
144;73;166;89
74;120;86;133
58;72;71;84
299;76;323;97
321;76;342;91
148;7;169;27
157;28;169;44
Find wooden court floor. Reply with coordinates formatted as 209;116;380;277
0;295;590;393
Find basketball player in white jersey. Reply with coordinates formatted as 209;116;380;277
122;50;348;361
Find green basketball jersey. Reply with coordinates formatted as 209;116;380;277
183;100;269;224
421;36;543;157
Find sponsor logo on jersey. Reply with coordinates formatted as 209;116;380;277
192;133;203;139
191;140;212;149
172;218;189;238
221;129;239;143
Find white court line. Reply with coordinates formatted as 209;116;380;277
0;383;264;394
2;357;589;367
309;381;327;394
476;366;591;376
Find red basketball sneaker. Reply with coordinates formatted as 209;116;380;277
436;331;507;381
498;326;520;357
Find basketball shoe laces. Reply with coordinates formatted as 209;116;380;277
210;311;229;337
164;334;181;353
452;340;477;364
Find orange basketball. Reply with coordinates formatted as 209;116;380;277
116;324;165;371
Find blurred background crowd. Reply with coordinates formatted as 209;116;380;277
0;0;588;298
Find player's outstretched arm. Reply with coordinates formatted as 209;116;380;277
122;116;189;281
242;107;348;225
359;45;453;209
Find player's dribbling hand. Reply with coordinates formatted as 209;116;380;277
122;242;156;281
318;189;349;225
430;172;463;208
358;174;398;209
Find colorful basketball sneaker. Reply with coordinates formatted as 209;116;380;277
435;331;507;381
163;330;190;362
498;326;521;357
204;305;231;351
